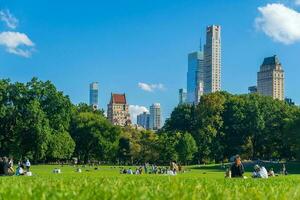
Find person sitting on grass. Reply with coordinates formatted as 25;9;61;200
7;158;14;176
0;157;5;176
252;165;268;178
16;164;25;176
268;168;275;177
127;168;133;174
230;155;244;178
225;166;231;178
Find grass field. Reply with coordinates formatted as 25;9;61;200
0;164;300;200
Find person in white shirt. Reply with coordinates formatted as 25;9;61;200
252;165;268;178
25;159;31;172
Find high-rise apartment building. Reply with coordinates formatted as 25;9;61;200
179;88;187;105
257;55;284;100
187;51;204;104
204;25;221;94
89;82;99;109
137;112;150;129
107;93;131;126
149;103;161;130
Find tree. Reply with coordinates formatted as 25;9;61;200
194;92;225;163
176;132;197;165
163;104;195;133
14;100;51;162
47;130;75;160
70;112;121;163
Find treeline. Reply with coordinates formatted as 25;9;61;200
163;92;300;163
0;78;299;164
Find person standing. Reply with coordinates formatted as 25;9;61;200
230;155;245;178
25;159;31;172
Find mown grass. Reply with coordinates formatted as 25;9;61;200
0;164;300;200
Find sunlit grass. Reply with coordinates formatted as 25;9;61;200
0;165;299;200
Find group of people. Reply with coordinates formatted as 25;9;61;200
0;157;31;176
120;162;183;176
226;155;286;179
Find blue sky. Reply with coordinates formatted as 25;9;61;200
0;0;300;123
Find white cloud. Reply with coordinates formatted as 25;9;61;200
129;105;149;124
0;9;18;29
0;31;35;57
255;3;300;44
138;82;165;92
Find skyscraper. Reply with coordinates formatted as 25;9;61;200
187;51;204;104
107;93;131;126
257;55;284;100
149;103;161;130
89;82;99;109
195;82;204;104
248;86;257;94
137;112;150;129
204;25;221;94
178;88;187;105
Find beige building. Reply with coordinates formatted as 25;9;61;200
107;93;131;126
204;25;221;94
257;55;284;100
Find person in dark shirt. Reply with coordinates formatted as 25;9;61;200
0;157;4;175
230;155;244;178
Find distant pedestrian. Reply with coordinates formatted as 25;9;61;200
282;164;288;175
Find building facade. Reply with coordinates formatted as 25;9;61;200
187;51;204;104
107;93;131;126
195;82;204;104
204;25;221;94
257;55;284;100
178;88;187;105
149;103;161;130
89;82;99;109
248;86;257;94
137;112;150;130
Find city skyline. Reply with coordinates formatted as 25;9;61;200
1;0;300;123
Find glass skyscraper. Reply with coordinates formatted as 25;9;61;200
187;51;204;104
178;88;187;104
89;82;99;109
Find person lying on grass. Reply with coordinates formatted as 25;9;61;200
252;164;268;178
230;155;245;178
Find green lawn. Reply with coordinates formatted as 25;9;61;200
0;164;300;200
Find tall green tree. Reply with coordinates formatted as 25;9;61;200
70;112;121;162
176;132;197;165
